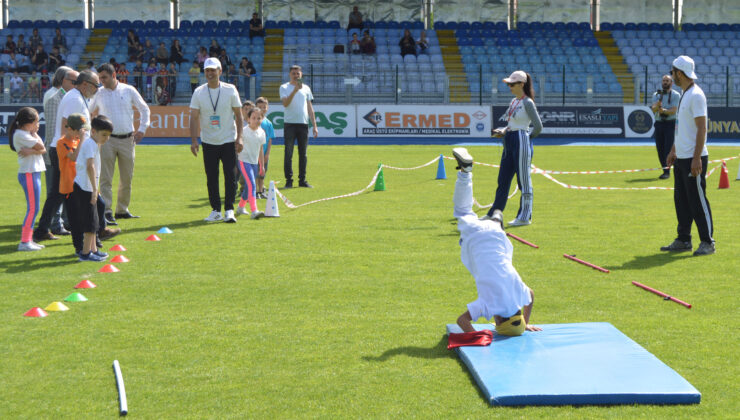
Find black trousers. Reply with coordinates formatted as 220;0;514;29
673;156;713;244
202;142;237;212
283;123;309;183
35;147;65;235
654;120;675;174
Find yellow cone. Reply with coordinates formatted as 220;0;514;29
45;301;70;312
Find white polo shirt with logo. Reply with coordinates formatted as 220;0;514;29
675;84;708;159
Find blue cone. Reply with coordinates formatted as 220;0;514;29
436;154;447;179
157;227;173;234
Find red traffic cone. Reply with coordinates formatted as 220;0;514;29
109;244;127;251
146;234;161;241
74;280;97;289
24;307;48;317
111;255;129;263
719;161;730;189
99;264;120;273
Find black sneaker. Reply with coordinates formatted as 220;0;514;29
659;172;670;179
284;180;293;189
660;239;692;252
693;241;715;256
104;212;118;226
299;181;313;188
452;147;473;172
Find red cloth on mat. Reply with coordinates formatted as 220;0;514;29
447;330;493;349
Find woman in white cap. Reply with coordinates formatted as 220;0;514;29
483;70;542;226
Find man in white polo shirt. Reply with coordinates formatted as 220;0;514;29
662;56;714;256
92;63;150;224
190;57;243;223
279;65;318;189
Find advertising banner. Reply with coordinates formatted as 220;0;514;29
0;106;45;139
623;105;655;138
266;105;356;138
707;107;740;139
493;105;624;138
357;105;491;137
135;106;191;138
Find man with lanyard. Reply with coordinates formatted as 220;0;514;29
189;57;243;223
91;63;150;225
651;74;680;179
661;56;714;256
34;66;77;241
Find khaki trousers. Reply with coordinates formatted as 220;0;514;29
100;135;135;214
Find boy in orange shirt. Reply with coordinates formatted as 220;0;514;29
57;113;88;255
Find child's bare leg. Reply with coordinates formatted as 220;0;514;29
457;310;475;333
82;232;95;254
523;289;541;331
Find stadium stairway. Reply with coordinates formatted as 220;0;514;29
78;28;111;70
437;30;470;103
596;31;635;103
261;28;284;103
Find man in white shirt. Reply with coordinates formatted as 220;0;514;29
662;56;714;256
279;65;318;188
190;57;243;223
92;63;150;223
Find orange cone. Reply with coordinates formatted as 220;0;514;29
24;307;48;317
110;244;127;251
74;280;97;289
99;264;120;273
719;161;730;189
111;255;129;263
146;234;161;241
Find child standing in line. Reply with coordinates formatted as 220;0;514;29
237;101;255;196
57;113;87;256
73;115;113;262
11;107;46;251
255;97;274;199
236;108;265;219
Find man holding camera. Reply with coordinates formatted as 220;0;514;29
651;74;680;179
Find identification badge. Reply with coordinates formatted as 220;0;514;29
209;115;221;129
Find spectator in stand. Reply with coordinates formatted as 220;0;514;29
17;52;31;73
218;48;232;72
6;52;18;72
227;63;239;87
399;29;416;57
32;45;49;72
40;69;50;93
349;33;361;54
189;60;200;93
417;30;429;54
109;57;120;72
155;76;170;105
117;62;129;83
170;39;186;66
249;13;265;39
238;56;256;99
27;70;40;101
157;63;168;94
48;47;64;71
4;34;16;54
15;34;27;55
348;6;363;31
87;60;97;73
30;28;42;51
127;29;140;60
53;28;68;54
167;62;178;99
360;30;376;55
155;42;169;67
143;39;155;63
10;71;24;103
145;60;157;100
209;39;222;57
196;46;208;70
132;59;144;91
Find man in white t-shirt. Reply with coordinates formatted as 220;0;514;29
450;148;541;336
190;57;243;223
279;65;318;189
662;56;714;256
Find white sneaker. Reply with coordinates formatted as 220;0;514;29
223;209;237;223
236;206;249;215
508;218;531;226
452;147;473;172
479;214;494;221
204;210;223;222
18;241;43;251
30;241;45;249
250;210;264;220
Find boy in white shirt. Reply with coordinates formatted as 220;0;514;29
73;115;113;262
451;148;541;336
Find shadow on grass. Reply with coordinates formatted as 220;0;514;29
625;177;665;184
1;254;78;273
604;252;693;270
362;334;454;362
106;219;212;236
187;197;212;209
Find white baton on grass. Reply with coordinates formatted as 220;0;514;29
113;360;128;415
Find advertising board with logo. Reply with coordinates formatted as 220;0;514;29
357;105;490;137
493;105;624;138
707;107;740;139
0;106;45;140
267;105;356;138
623;105;655;138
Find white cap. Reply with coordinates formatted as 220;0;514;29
204;57;221;70
672;55;697;80
503;70;527;84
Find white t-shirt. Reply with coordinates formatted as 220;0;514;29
675;84;708;159
74;137;100;192
10;76;23;90
189;82;242;145
53;88;90;148
238;125;266;164
14;129;46;173
458;218;532;320
279;82;313;124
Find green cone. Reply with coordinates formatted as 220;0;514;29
64;293;88;302
374;164;386;191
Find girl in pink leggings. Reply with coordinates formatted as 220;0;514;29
236;108;265;220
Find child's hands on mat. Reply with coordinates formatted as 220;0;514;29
526;324;542;332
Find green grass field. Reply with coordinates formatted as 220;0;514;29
1;144;739;419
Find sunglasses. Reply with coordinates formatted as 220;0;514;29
507;82;521;87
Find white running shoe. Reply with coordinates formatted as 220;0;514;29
18;241;43;251
250;210;264;220
236;206;249;216
204;210;223;222
508;218;531;226
30;241;45;249
479;214;494;221
452;147;473;172
223;209;237;223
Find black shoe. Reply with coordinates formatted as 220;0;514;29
659;172;670;179
96;238;103;249
299;181;313;188
33;231;59;241
104;213;118;225
115;211;140;219
660;239;692;252
284;180;293;189
52;227;71;236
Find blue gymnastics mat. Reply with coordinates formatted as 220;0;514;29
446;322;701;406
